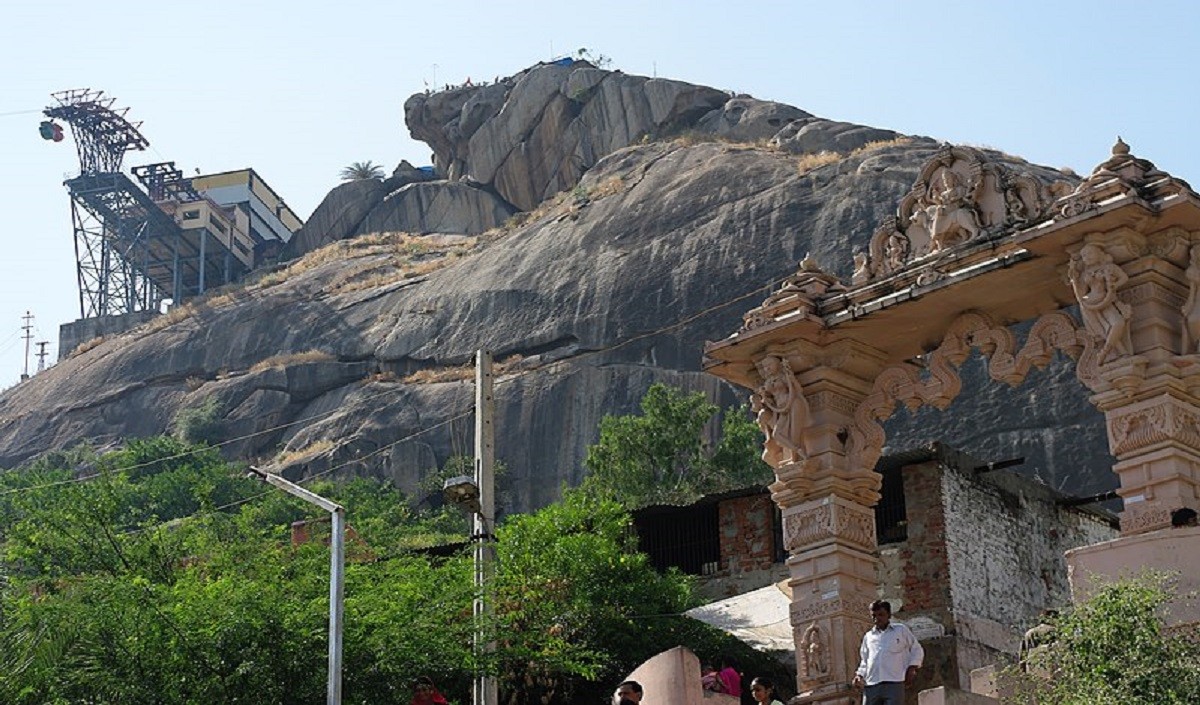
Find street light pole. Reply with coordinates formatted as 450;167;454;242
248;467;345;705
474;350;497;705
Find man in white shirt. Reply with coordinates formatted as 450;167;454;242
852;600;924;705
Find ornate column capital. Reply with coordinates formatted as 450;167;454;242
747;341;888;509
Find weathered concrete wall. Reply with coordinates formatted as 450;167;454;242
58;310;159;360
876;456;1117;691
1066;525;1200;628
941;465;1117;685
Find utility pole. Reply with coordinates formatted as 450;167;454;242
20;312;33;381
35;341;50;373
474;350;497;705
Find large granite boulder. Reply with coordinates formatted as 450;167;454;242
286;65;922;264
0;64;1117;517
0;130;1112;513
771;117;905;155
404;61;732;211
283;178;386;260
696;97;812;142
355;181;516;236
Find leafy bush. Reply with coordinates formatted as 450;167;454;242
172;397;225;445
0;438;787;704
1007;572;1200;705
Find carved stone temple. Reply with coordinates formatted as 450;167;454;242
703;140;1200;703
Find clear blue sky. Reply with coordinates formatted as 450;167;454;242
2;0;1198;388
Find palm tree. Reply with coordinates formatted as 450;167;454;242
340;161;386;181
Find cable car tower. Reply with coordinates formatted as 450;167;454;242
43;89;171;318
44;90;291;323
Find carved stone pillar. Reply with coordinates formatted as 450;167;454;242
1071;234;1200;533
783;495;877;703
749;340;886;704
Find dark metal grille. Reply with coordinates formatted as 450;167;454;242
634;503;721;575
875;464;908;544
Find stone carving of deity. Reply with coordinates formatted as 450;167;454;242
801;623;828;678
1068;243;1132;362
926;170;980;252
750;355;809;467
1183;245;1200;354
852;250;870;285
884;232;910;271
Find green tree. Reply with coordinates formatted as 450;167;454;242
0;437;786;704
583;383;771;507
0;441;473;705
492;489;788;704
1009;573;1200;705
340;161;386;181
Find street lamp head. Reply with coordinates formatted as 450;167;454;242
442;475;481;514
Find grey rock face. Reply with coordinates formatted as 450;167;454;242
283;179;386;260
355;181;516;237
772;118;904;155
405;61;731;211
1;66;1117;515
697;98;812;142
0;135;1114;512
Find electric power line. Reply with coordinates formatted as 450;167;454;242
0;263;786;502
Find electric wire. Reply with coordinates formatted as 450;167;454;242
0;261;786;502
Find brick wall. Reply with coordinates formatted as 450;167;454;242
717;494;777;574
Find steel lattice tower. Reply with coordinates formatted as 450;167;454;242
44;89;167;318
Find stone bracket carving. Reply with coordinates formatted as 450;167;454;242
1068;243;1133;363
1108;396;1200;457
782;496;876;553
751;354;811;467
847;310;1097;472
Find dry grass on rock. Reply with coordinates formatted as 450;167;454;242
273;438;336;467
249;349;336;373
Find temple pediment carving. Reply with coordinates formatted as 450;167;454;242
854;146;1074;285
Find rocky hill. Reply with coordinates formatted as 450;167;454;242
0;60;1112;512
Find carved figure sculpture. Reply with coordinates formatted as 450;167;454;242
852;250;870;285
1182;245;1200;354
927;170;980;252
1004;184;1028;223
750;355;809;467
801;623;828;677
1068;244;1132;362
885;232;910;271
